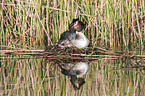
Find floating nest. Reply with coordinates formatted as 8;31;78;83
3;45;124;60
42;45;124;60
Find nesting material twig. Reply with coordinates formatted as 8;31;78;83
2;46;145;60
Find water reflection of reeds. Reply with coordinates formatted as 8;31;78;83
0;54;145;95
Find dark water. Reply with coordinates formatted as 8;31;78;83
0;54;145;96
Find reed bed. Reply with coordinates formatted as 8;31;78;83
0;0;145;53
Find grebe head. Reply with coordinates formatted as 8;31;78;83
70;76;85;90
69;19;85;32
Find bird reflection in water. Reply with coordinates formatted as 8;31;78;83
58;62;89;90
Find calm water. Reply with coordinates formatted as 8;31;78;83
0;54;145;96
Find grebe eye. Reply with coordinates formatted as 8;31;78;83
73;20;78;26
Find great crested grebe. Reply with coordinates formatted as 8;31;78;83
56;19;89;48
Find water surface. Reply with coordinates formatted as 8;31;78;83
0;54;145;96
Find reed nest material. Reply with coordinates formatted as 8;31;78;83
42;46;124;59
4;46;145;60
